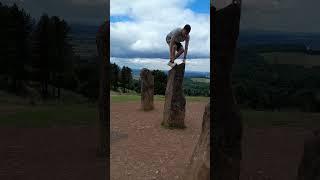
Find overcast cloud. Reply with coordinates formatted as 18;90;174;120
213;0;320;33
1;0;108;25
111;57;210;72
110;0;210;58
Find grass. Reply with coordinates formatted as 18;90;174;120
0;104;98;128
111;94;209;103
2;89;319;129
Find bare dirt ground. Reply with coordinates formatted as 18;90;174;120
0;101;315;180
0;128;106;180
111;101;208;180
240;127;314;180
111;101;315;180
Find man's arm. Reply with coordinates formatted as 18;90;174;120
184;36;189;59
169;36;176;61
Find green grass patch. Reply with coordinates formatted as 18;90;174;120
0;104;98;128
111;94;209;103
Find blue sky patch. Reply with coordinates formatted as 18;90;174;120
110;15;133;22
187;0;210;14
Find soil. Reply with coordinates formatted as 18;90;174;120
110;101;315;180
0;101;315;180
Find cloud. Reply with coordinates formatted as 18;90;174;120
240;0;320;33
110;57;210;72
110;0;210;58
1;0;108;25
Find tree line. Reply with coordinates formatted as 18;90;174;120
0;3;76;99
109;63;168;95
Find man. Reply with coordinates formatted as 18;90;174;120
166;24;191;68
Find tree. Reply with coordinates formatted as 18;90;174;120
31;13;51;99
31;14;74;99
0;4;33;94
152;70;167;95
120;66;132;93
110;63;120;91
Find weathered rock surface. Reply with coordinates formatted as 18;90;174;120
162;63;186;128
297;130;320;180
96;20;109;159
211;1;243;180
184;103;210;180
140;68;154;111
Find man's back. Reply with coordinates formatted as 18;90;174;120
166;28;187;43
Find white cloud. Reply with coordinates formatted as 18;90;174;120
110;0;210;58
110;57;210;72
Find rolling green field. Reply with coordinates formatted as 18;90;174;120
191;78;210;83
262;52;320;67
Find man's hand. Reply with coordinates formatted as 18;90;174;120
184;35;189;60
170;56;175;62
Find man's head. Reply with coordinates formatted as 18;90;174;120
182;24;191;37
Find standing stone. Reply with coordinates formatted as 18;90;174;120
96;20;109;158
140;68;154;111
96;18;109;180
212;1;243;180
162;63;186;128
184;103;210;180
297;130;320;180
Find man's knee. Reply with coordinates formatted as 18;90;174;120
172;44;177;50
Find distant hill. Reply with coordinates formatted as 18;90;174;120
131;69;210;79
239;30;320;46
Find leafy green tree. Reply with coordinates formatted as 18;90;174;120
120;66;132;93
152;70;167;95
110;63;120;91
0;3;33;94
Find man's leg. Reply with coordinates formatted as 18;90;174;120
170;44;177;62
175;48;184;59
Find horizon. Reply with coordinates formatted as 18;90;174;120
110;57;210;73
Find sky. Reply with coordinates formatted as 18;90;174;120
110;0;210;59
215;0;320;33
1;0;108;25
2;0;319;33
2;0;319;72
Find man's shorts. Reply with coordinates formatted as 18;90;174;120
166;37;183;52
